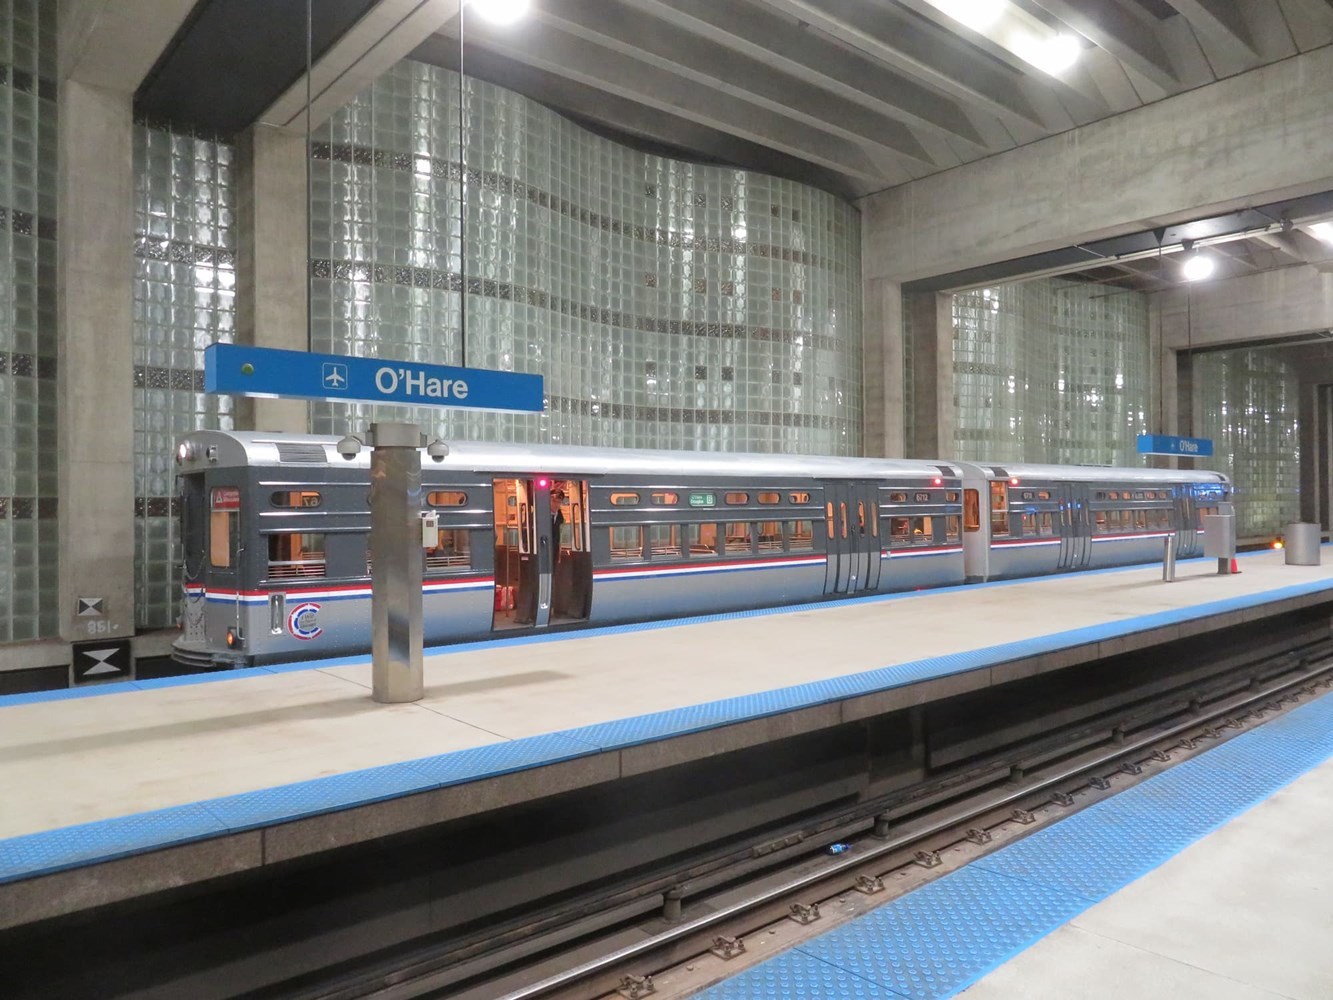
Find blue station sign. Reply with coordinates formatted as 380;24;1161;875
1136;434;1214;457
203;344;544;412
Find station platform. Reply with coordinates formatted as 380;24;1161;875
3;549;1333;931
694;672;1333;1000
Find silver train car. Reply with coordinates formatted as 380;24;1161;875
171;431;1231;668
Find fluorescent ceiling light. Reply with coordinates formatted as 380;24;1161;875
1182;254;1216;281
469;0;530;26
932;0;1005;31
1311;222;1333;245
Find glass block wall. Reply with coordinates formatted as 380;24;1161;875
0;0;57;642
1195;350;1300;538
308;60;862;454
951;279;1150;465
132;123;236;628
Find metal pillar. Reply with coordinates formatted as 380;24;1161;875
370;422;425;703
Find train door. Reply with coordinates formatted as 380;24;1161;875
957;464;990;581
823;483;878;594
1058;483;1092;570
205;482;244;643
1176;489;1197;556
549;479;591;624
492;478;536;630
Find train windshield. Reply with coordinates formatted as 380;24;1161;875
210;486;241;570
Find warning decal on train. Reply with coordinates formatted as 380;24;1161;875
287;602;323;640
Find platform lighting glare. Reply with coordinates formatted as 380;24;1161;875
468;0;530;25
933;0;1005;30
1016;31;1082;74
1182;253;1216;281
1311;222;1333;245
1009;477;1020;486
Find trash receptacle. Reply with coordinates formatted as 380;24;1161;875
1285;522;1321;566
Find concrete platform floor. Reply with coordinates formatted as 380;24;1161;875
2;549;1331;843
960;754;1333;1000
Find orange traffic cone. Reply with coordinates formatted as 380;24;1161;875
1230;557;1241;574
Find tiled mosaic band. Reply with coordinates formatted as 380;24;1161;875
0;498;57;520
1;353;55;380
0;206;56;241
134;497;181;519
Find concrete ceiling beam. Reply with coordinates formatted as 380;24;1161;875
1028;0;1181;92
758;0;1049;131
462;18;906;188
1164;0;1260;62
531;0;937;167
627;0;987;148
58;0;195;89
260;0;461;131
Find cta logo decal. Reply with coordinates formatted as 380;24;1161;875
287;602;323;640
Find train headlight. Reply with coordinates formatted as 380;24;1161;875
176;442;193;464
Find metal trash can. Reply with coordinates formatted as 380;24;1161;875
1284;522;1322;566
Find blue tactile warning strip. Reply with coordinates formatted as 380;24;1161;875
3;554;1333;885
693;688;1333;1000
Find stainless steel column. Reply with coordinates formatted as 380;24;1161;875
1162;534;1177;582
370;421;425;703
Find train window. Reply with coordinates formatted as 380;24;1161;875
857;501;867;534
912;516;933;542
724;522;753;553
268;533;326;580
649;524;681;558
609;525;644;560
989;482;1009;536
889;492;907;503
688;523;718;556
946;516;961;541
651;491;679;505
1133;491;1144;500
1096;491;1107;500
1020;512;1037;534
1160;490;1172;500
1135;510;1148;530
787;520;814;551
758;491;781;505
964;489;980;532
610;492;641;506
890;517;911;543
426;491;466;507
947;491;959;502
826;502;835;539
1037;491;1051;501
725;492;749;505
914;492;931;502
1095;510;1108;532
210;487;240;569
789;492;811;505
271;490;322;508
1038;512;1054;536
426;528;471;570
1108;491;1120;500
757;521;783;551
689;492;715;507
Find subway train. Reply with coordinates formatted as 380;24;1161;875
171;431;1232;669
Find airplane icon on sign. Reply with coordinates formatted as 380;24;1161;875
322;363;349;390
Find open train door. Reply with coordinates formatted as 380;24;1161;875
492;477;590;631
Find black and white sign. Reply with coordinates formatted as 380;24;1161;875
72;639;132;684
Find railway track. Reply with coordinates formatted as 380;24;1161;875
291;640;1333;1000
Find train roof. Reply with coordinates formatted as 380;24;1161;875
956;460;1229;486
175;431;1229;486
176;431;961;481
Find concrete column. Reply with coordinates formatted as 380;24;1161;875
863;278;904;457
904;291;955;459
1298;380;1320;526
56;80;135;642
235;123;309;433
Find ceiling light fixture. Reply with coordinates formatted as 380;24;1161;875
933;0;1006;31
1182;252;1216;281
1311;222;1333;245
1015;31;1082;75
469;0;530;26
